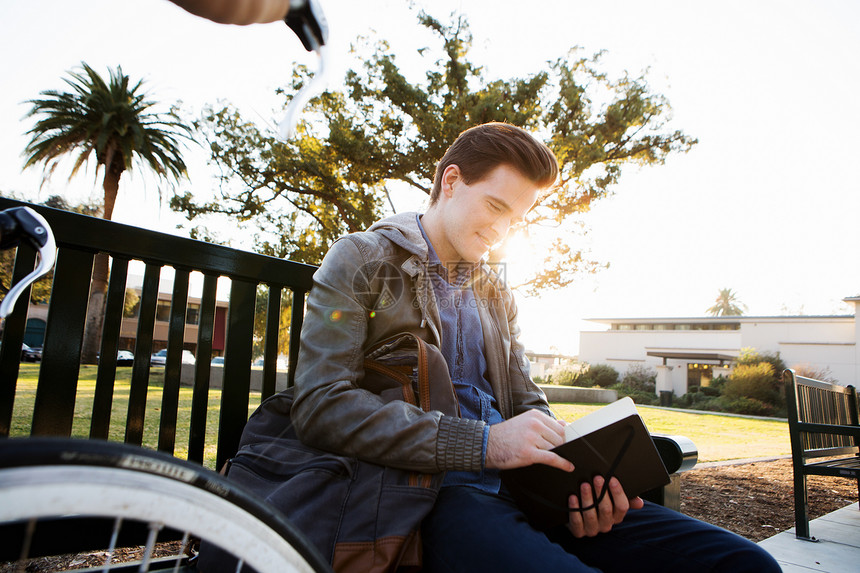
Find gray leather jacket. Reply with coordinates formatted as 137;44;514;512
291;212;551;474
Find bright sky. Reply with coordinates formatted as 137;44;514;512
1;0;859;356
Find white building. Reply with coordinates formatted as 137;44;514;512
578;297;860;396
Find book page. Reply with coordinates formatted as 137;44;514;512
564;397;638;442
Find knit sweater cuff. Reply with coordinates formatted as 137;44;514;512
436;416;486;472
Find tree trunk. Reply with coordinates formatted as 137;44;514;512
79;161;122;364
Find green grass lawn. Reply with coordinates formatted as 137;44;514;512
10;365;789;466
551;403;790;463
9;364;261;469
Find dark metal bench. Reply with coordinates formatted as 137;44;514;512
784;368;860;540
0;197;315;471
0;197;696;513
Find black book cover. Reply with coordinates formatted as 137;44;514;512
500;398;670;530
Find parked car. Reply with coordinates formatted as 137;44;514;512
150;349;168;366
252;355;289;370
117;350;134;366
97;350;135;366
150;349;195;366
21;343;41;362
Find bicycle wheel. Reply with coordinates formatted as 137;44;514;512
0;438;331;573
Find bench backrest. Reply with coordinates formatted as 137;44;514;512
784;369;860;459
0;198;317;470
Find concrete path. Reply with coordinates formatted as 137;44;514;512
757;502;860;572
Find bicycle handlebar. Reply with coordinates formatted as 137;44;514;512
285;0;328;52
278;0;331;140
0;207;57;319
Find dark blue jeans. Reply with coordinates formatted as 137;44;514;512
421;486;781;573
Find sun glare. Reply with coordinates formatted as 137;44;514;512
500;230;545;287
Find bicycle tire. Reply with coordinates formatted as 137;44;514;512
0;438;332;573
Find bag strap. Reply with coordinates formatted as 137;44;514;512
415;335;432;413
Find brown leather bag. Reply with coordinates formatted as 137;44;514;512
221;333;458;573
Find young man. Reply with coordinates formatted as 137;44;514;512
287;122;780;571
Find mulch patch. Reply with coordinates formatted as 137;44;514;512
680;457;857;542
0;541;188;573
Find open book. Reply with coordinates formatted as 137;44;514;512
500;397;670;529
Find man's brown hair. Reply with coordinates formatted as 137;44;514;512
430;122;559;204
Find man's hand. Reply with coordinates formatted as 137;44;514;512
169;0;290;25
567;476;644;537
485;410;574;472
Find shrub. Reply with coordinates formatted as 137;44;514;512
552;367;582;387
621;364;656;393
610;382;659;405
718;396;775;417
701;386;721;397
737;348;786;380
677;391;722;411
724;362;783;408
543;361;587;386
578;364;619;388
709;375;728;393
792;364;840;384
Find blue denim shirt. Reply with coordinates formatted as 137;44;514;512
417;215;503;493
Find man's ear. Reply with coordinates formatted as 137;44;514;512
441;164;461;198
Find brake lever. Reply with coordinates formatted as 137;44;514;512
278;0;331;140
0;207;57;319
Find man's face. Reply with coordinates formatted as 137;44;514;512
436;163;540;264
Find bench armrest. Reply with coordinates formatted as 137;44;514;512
652;434;698;473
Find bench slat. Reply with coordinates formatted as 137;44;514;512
2;199;316;290
158;269;191;455
126;263;161;445
91;257;130;440
216;279;257;470
188;273;219;464
288;289;307;388
261;285;282;400
32;247;94;436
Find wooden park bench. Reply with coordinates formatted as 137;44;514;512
784;368;860;540
0;197;697;565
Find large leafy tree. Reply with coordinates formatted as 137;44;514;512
22;62;191;362
707;288;747;316
174;12;695;292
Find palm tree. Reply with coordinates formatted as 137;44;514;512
23;62;191;362
707;288;747;317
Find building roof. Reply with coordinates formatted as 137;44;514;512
646;351;736;363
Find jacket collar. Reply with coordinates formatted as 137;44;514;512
366;212;429;261
367;211;504;297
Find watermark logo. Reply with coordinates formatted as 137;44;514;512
352;260;405;316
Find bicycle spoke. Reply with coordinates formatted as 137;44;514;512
13;518;37;573
171;532;190;573
138;522;163;573
102;516;123;572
